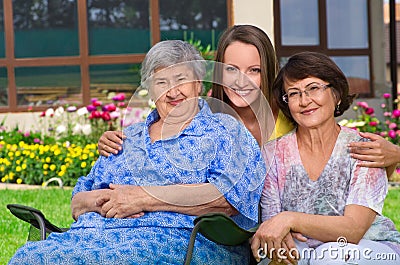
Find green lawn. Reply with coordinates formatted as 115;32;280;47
1;187;399;264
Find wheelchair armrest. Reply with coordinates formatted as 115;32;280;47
7;204;65;240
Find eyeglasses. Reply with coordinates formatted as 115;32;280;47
282;83;331;103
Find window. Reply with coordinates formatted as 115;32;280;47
0;0;231;112
274;0;372;96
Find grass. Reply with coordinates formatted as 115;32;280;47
0;187;399;264
1;188;74;264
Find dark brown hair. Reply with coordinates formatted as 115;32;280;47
273;51;356;124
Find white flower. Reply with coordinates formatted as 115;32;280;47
45;108;54;117
138;89;148;97
72;124;82;134
54;106;64;117
148;99;156;109
56;125;66;134
81;124;92;135
338;119;348;126
77;107;89;116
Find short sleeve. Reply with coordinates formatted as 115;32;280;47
346;159;388;215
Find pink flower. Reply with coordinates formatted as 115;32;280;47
112;93;126;101
365;107;374;115
23;131;30;137
388;130;396;139
380;131;387;137
102;103;117;112
389;123;397;129
357;101;368;108
86;105;97;112
384;112;392;117
369;121;378;126
393;109;400;118
33;138;41;143
383;93;391;99
396;168;400;174
67;106;77;112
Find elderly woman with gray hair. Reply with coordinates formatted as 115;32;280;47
9;40;266;264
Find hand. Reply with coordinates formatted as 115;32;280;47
251;212;293;263
71;189;112;220
98;184;148;218
98;131;126;157
348;132;400;168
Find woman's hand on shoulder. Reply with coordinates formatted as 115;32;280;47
98;131;126;157
348;131;400;168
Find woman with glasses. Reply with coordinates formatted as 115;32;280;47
252;51;400;265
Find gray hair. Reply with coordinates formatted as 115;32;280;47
140;40;205;89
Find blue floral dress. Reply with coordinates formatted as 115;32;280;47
9;99;266;265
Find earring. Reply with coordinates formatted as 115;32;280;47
335;104;341;115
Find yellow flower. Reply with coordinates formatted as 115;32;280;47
15;151;21;157
60;165;67;171
58;171;65;177
1;177;5;182
45;157;51;163
81;161;87;168
82;154;88;160
16;160;21;165
54;149;61;156
43;171;48;175
30;153;35;159
0;166;4;172
50;164;56;171
8;151;14;157
16;166;22;172
16;178;23;184
22;164;27;170
43;164;49;170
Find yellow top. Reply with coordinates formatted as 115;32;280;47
269;110;294;141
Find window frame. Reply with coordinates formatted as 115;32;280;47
273;0;373;97
0;0;233;113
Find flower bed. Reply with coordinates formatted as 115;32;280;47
339;93;400;181
0;92;150;186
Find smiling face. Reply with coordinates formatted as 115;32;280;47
151;64;201;123
222;41;262;108
285;77;337;129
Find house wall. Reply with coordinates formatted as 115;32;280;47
0;0;392;131
232;0;274;43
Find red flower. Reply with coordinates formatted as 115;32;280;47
89;110;101;119
365;107;374;115
369;121;378;126
101;111;111;121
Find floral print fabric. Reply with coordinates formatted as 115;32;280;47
261;126;400;253
9;99;266;265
